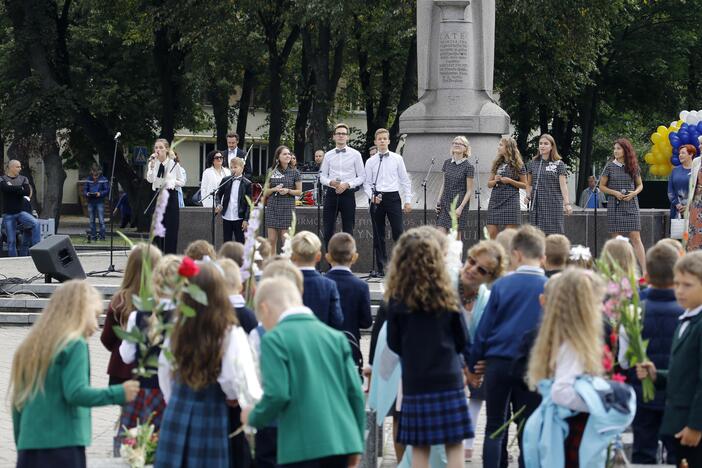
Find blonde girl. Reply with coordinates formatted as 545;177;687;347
527;268;605;464
11;281;139;467
436;136;474;238
146;138;185;254
599;237;639;279
486;137;527;239
385;227;472;468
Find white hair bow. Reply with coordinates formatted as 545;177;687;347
569;245;592;261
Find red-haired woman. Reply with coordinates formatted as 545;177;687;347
598;138;646;274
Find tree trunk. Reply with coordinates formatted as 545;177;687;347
39;128;66;226
294;41;313;159
389;34;417;152
209;81;230;151
267;55;284;158
236;68;256;148
577;85;598;204
153;24;184;142
515;88;532;157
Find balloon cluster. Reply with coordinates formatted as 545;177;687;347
645;111;702;176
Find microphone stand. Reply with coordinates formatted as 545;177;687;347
200;175;236;246
421;157;436;225
529;158;544;228
585;162;608;257
88;133;123;277
315;173;322;242
362;188;380;281
474;155;482;241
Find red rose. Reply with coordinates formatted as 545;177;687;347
611;373;627;383
178;257;200;278
602;344;613;372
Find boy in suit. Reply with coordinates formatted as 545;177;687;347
622;243;683;464
325;233;372;372
468;224;547;468
291;231;343;329
216;157;252;243
637;251;702;467
243;277;365;467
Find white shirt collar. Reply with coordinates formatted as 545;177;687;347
329;265;352;273
451;157;468;165
516;265;545;275
278;305;314;323
229;294;246;308
298;266;317;271
613;160;624;167
680;304;702;321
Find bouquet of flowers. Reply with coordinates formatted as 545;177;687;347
446;196;464;291
598;256;655;402
120;416;158;467
296;190;316;206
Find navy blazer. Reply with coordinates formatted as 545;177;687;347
325;268;372;342
215;175;252;221
301;269;343;329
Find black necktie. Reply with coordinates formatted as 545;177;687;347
157;163;165;178
379;153;389;159
233;176;242;181
336;148;346;153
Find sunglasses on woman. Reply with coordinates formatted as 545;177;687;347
467;256;491;276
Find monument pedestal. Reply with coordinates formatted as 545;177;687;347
400;0;509;208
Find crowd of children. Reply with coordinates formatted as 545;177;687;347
9;224;702;468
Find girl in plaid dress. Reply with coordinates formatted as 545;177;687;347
118;255;181;437
386;227;473;468
156;262;261;468
264;145;302;254
436;136;474;238
486;137;527;239
598;138;646;275
526;134;573;235
527;269;606;468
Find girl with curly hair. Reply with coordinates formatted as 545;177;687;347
385;227;472;468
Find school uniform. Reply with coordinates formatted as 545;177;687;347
100;300;135;385
487;162;526;226
527;157;568;235
300;268;344;329
13;339;126;467
363;151;413;274
265;166;301;230
216;175;252;243
229;294;258;334
602;160;641;233
468;265;547;468
146;158;185;254
437;157;474;230
247;308;365;465
386;299;473;446
654;305;702;466
320;146;365;248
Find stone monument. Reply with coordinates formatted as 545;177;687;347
400;0;510;210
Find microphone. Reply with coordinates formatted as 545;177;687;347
114;132;121;140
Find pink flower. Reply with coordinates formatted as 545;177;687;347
620;277;633;298
152;189;169;238
607;281;621;297
123;437;137;446
603;299;618;320
611;373;627;383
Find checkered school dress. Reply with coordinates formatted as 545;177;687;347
265;166;301;230
602;161;641;233
487;162;526;226
527;158;568;235
437;158;474;230
120;387;166;431
155;382;229;468
397;388;474;446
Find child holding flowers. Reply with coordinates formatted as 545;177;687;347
637;251;702;467
11;281;140;467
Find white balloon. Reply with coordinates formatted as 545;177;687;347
680;110;690;120
672;121;679;127
686;114;697;125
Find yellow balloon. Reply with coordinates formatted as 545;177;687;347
661;165;673;176
644;152;654;164
651;133;663;144
678;119;684;127
650;165;660;176
652;145;663;157
657;125;669;136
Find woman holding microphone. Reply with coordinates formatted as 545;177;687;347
146;138;185;254
264;145;301;253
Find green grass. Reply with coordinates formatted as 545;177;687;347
68;234;138;248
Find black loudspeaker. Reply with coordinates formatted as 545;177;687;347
30;235;86;282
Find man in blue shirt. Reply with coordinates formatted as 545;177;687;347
83;164;109;241
579;176;606;209
1;160;41;256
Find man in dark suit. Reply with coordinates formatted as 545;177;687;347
215;157;252;243
225;132;252;179
291;231;343;329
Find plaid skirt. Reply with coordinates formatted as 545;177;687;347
119;387;167;432
397;388;474;446
155;382;229;468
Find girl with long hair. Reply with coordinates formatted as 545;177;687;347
146;138;185;254
263;145;302;254
598;138;646;274
156;262;261;467
385;228;472;468
435;136;474;238
527;269;605;466
11;281;139;467
599;237;639;279
486;137;527;238
526;134;573;234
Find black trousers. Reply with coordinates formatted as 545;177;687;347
632;406;677;464
674;438;702;468
228;405;252;468
17;446;86;468
152;188;179;254
223;218;245;243
323;188;356;249
254;426;278;468
483;357;542;468
371;191;403;273
279;454;349;468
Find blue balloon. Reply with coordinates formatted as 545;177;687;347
670;134;681;148
673;147;680;156
696;121;702;133
672;156;681;166
669;131;679;143
679;131;690;143
682;123;690;130
692;132;700;144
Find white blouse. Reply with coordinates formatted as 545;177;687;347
158;325;262;406
146;158;186;191
551;342;589;412
200;167;231;207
